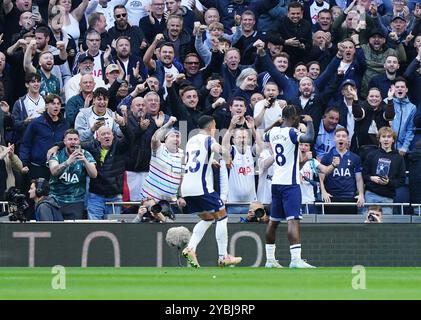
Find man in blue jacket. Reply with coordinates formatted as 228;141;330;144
20;94;68;181
389;77;417;157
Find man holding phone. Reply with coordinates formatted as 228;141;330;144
49;129;97;220
74;87;122;142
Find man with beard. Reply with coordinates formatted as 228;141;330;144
289;75;343;140
162;15;193;62
360;29;406;97
164;0;197;36
369;54;401;99
113;36;148;89
253;82;284;130
20;94;69;180
269;2;312;68
48;128;97;219
24;45;61;96
143;36;184;87
105;5;145;58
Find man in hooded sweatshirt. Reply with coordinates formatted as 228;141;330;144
28;178;63;221
362;126;406;215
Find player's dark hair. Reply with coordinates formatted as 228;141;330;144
282;104;300;128
198;115;215;129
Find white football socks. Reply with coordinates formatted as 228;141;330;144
187;220;213;251
265;244;276;261
216;216;228;259
290;244;302;261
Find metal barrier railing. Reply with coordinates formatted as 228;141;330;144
2;200;419;218
311;202;411;215
105;201;418;216
0;201;8;213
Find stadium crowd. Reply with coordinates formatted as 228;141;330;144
1;0;421;221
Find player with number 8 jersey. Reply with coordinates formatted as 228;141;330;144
262;106;317;269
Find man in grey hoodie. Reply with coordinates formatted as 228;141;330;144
28;178;63;221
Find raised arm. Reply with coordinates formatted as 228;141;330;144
23;40;37;74
71;0;90;22
143;33;164;70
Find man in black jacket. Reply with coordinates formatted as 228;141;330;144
362;126;406;215
84;113;130;220
269;2;312;68
105;5;145;58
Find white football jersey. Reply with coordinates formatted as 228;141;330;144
264;126;303;185
181;133;217;197
227;145;257;202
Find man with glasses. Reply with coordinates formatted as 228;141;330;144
139;0;167;45
183;53;204;88
106;5;146;57
72;30;112;81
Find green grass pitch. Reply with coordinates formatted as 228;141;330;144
1;267;421;300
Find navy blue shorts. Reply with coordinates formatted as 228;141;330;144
184;192;225;215
271;184;302;221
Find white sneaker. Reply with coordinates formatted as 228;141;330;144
289;259;316;268
265;260;283;268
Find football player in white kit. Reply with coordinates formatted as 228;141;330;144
263;105;317;268
181;115;242;268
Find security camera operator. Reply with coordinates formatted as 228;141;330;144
241;201;269;223
132;198;175;223
364;205;383;223
28;178;63;221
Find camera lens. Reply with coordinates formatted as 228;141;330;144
254;208;266;219
150;204;162;214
